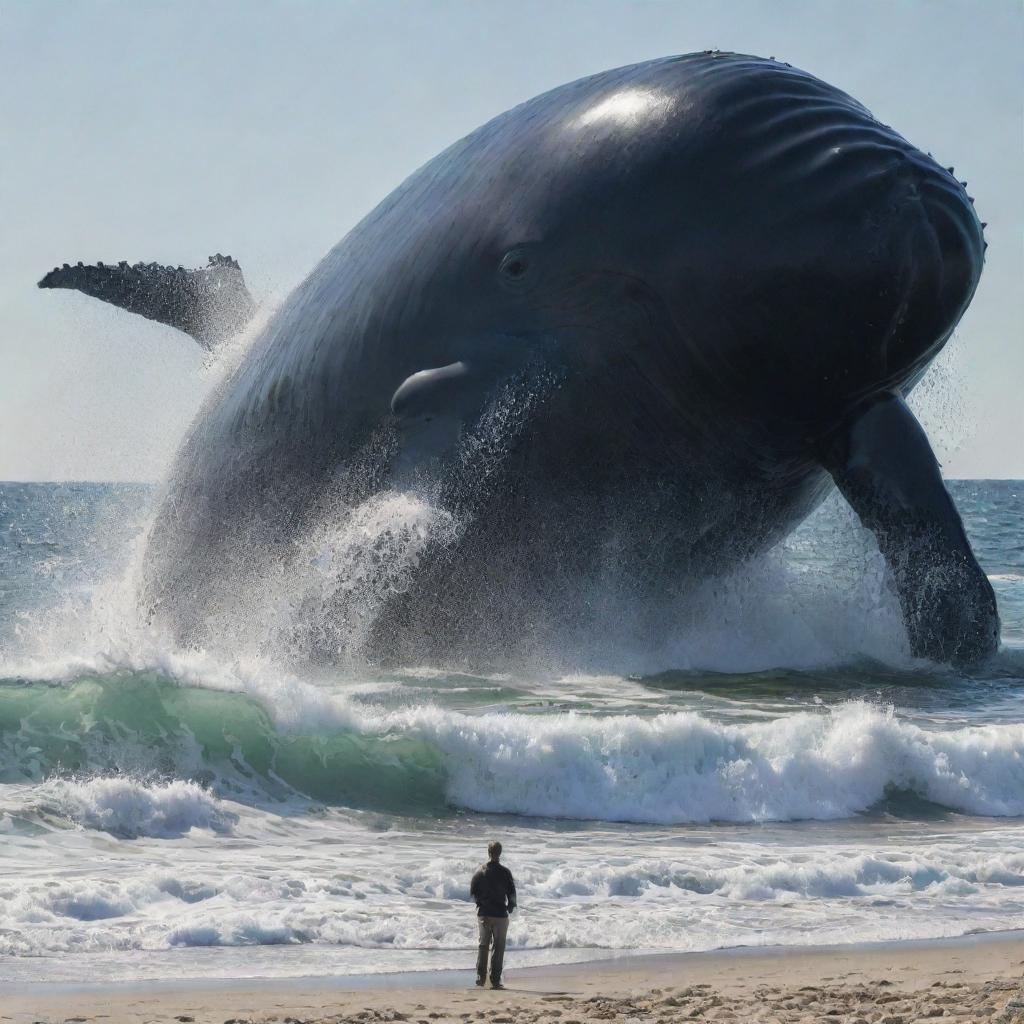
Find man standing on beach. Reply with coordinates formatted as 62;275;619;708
470;841;517;989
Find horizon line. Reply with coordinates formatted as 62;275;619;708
1;477;1022;486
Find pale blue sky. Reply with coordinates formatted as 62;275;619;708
1;0;1021;480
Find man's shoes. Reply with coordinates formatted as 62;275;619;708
491;981;505;990
475;977;485;987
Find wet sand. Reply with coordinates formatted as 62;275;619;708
5;932;1024;1024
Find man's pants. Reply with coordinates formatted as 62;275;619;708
476;915;509;983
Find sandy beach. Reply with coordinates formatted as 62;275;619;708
6;933;1023;1024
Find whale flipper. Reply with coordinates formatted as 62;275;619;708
37;255;255;350
824;391;999;667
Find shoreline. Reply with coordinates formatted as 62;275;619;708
6;930;1023;1023
6;928;1024;997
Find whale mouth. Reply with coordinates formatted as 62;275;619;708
845;161;983;406
892;164;985;374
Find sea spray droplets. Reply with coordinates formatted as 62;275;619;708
1;481;984;682
265;490;462;663
2;483;466;675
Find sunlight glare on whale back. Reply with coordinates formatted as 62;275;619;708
574;88;675;129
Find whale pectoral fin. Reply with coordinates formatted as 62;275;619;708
390;362;473;421
388;362;476;488
37;255;255;350
823;391;999;667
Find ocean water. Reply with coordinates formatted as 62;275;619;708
1;479;1022;985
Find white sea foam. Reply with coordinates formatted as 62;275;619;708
32;778;237;838
2;806;1023;968
394;700;1024;822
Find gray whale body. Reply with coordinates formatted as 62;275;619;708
43;52;999;667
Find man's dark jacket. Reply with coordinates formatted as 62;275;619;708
470;861;517;918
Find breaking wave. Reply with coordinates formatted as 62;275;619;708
27;777;237;838
2;669;1023;824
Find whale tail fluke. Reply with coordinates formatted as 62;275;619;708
37;254;256;350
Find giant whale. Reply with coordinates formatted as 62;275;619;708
41;52;999;667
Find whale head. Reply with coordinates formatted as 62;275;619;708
363;53;985;499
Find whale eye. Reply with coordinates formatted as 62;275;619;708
499;250;530;281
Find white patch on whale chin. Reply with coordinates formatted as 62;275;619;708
575;88;674;129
